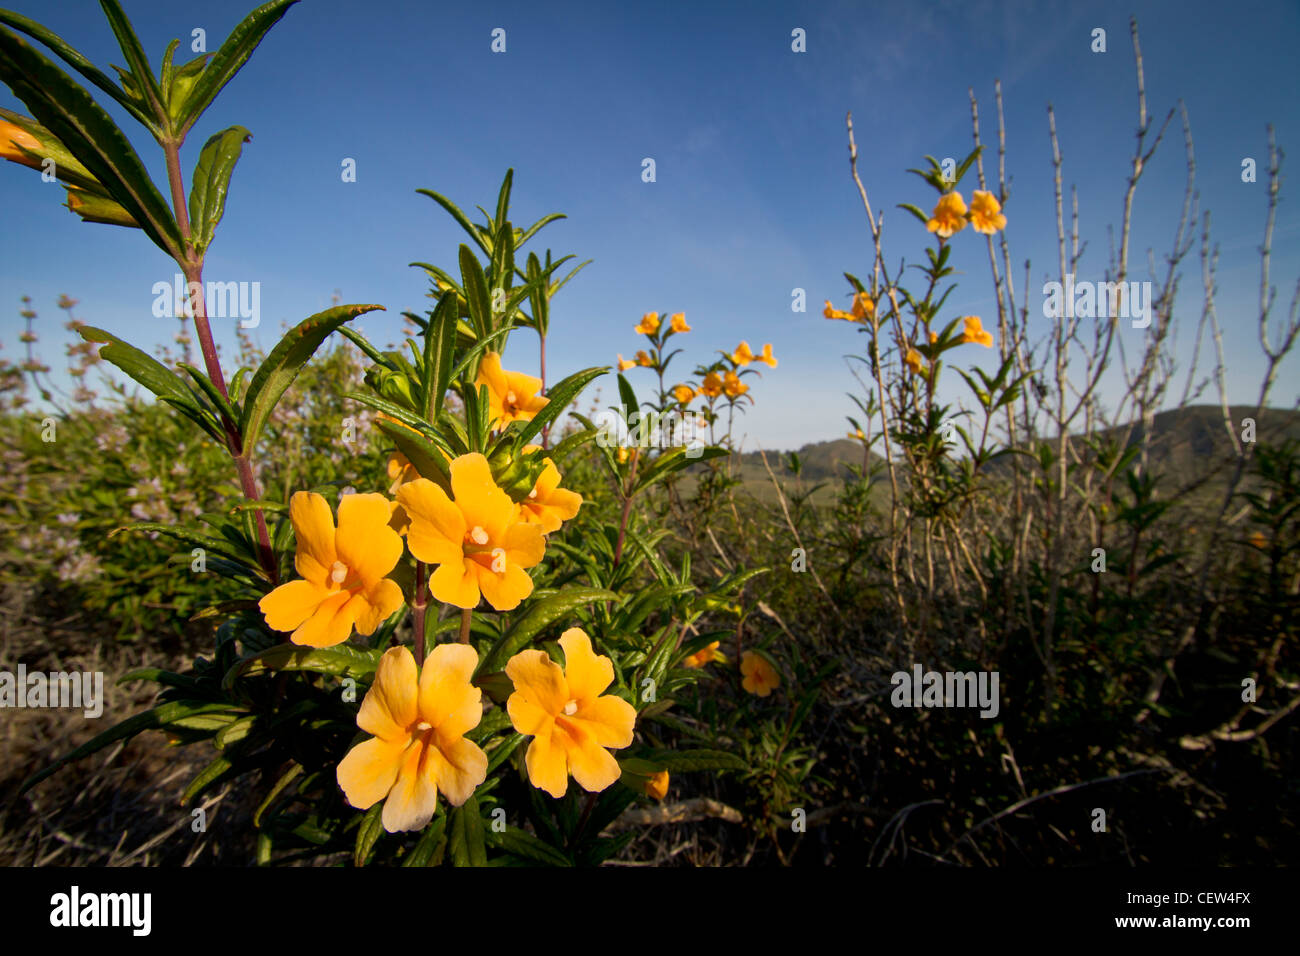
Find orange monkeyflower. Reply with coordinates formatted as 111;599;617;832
616;445;638;465
904;348;925;375
617;354;636;371
722;370;748;398
700;371;723;398
669;313;690;333
732;341;755;365
929;331;939;344
683;640;720;668
474;351;548;429
505;627;637;798
852;292;876;321
518;457;582;534
926;191;967;239
387;452;419;491
960;316;994;348
396;453;545;611
741;650;781;697
672;384;696;404
848;429;865;441
634;312;661;336
259;492;405;648
757;343;777;368
645;770;669;802
1250;531;1268;550
336;644;487;833
635;350;655;367
824;300;854;322
0;118;42;169
969;190;1007;235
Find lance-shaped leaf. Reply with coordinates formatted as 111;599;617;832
187;124;251;255
507;366;604;450
420;291;458;419
0;28;183;257
239;303;384;455
0;107;117;194
97;0;165;119
417;186;491;257
77;325;223;440
478;587;618;673
171;0;298;137
0;8;149;126
64;185;138;227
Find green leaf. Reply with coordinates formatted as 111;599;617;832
77;326;222;440
0;10;147;123
172;0;299;137
253;762;303;827
240;303;384;454
401;815;447;867
479;587;618;672
187;125;251;255
181;752;234;806
486;824;571;867
97;0;165;118
16;700;243;797
223;643;384;689
417;187;491;257
0;28;183;256
421;291;458;419
509;366;604;450
354;803;384;867
898;203;931;228
459;244;492;339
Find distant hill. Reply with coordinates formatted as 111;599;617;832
688;405;1300;503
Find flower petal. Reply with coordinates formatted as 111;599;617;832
476;561;533;611
572;693;636;748
427;734;488;806
565;735;622;793
358;645;419;740
259;579;330;633
290;590;356;647
290;491;336;583
506;648;568;720
524;732;569;798
558;628;613;701
350;578;404;636
336;493;404;585
429;559;480;609
450;453;514;537
418;643;483;738
336;735;405;811
397;479;466;566
381;740;439;833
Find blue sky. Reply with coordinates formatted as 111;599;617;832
2;0;1298;451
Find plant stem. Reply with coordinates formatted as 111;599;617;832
458;607;472;644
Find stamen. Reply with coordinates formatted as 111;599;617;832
330;560;348;584
470;526;489;545
528;489;538;499
506;390;517;406
563;700;578;716
415;721;432;732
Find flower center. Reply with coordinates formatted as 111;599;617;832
563;699;578;716
415;720;432;732
469;526;489;546
330;560;349;585
528;488;538;499
505;390;517;409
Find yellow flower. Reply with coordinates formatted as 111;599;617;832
823;300;854;322
926;191;967;239
929;331;938;344
851;292;876;321
722;370;748;398
683;640;719;668
969;190;1007;235
732;341;755;365
336;644;487;833
904;348;924;375
505;627;637;798
848;429;865;441
960;316;994;348
0;118;43;169
634;312;660;336
646;770;669;802
669;313;690;333
474;352;548;429
671;384;696;405
741;650;780;697
259;492;405;648
616;445;638;465
387;452;419;491
700;372;723;398
1250;531;1268;550
617;354;636;372
518;457;582;534
635;349;655;367
396;453;545;611
757;343;777;368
